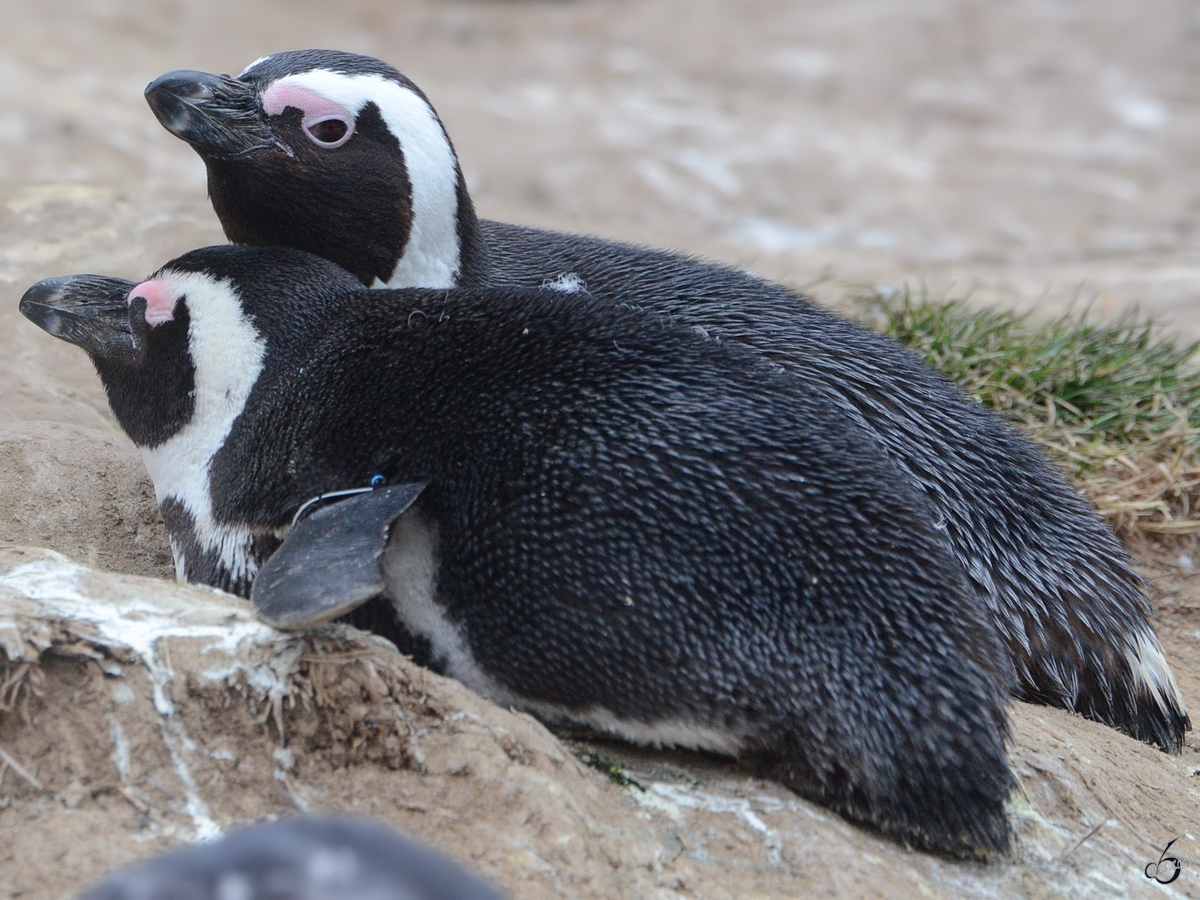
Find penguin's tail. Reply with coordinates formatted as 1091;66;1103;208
1005;588;1190;753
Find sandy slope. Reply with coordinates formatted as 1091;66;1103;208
3;547;1200;900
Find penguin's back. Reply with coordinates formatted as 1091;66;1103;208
475;219;1185;751
270;285;1016;854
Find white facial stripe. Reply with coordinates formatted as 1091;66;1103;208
238;55;273;78
266;70;461;289
138;270;268;585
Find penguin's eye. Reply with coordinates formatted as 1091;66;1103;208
304;117;352;148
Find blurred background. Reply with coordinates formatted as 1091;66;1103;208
3;0;1200;328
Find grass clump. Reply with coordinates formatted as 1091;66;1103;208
853;287;1200;539
572;748;644;790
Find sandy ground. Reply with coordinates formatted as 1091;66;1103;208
5;546;1200;900
5;0;1200;897
8;0;1200;427
7;0;1200;334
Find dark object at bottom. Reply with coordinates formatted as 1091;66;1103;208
79;817;506;900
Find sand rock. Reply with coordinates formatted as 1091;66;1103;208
1;548;1198;899
0;423;171;578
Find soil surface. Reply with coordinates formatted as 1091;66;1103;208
4;0;1200;898
5;546;1200;900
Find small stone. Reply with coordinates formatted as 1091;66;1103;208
60;779;88;809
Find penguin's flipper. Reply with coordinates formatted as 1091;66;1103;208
252;482;426;629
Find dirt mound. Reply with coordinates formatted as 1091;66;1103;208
2;546;1199;899
0;423;170;579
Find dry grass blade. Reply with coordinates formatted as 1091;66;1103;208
0;744;41;790
851;288;1200;540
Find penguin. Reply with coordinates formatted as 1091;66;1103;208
79;817;508;900
22;244;1015;855
141;51;1189;753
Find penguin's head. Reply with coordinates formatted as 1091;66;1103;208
22;247;365;593
20;246;358;450
21;270;194;448
146;51;470;289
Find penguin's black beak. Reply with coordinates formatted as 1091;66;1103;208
146;70;282;160
20;275;140;360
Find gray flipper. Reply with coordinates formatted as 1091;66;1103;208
252;482;426;629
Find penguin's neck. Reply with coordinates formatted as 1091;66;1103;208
344;72;490;290
381;158;489;290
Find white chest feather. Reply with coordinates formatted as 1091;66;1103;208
379;509;494;691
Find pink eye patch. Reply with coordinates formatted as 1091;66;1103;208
262;82;348;120
128;279;177;327
262;82;356;147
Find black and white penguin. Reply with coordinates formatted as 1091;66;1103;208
79;818;508;900
23;244;1015;854
142;50;1190;752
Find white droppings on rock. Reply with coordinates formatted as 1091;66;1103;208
0;550;288;841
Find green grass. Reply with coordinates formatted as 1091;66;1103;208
571;748;644;790
851;287;1200;538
